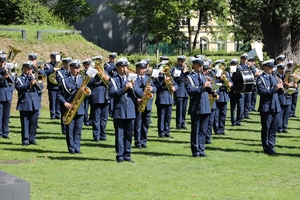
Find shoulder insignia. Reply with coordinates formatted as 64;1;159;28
257;77;262;85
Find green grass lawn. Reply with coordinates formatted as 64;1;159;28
1;101;300;200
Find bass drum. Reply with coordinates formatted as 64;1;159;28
233;70;255;93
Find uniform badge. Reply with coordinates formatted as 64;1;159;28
257;77;262;85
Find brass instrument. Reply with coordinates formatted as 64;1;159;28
159;63;175;94
63;73;92;125
205;73;219;108
93;57;110;87
137;76;153;113
283;62;300;94
48;52;65;85
29;71;44;91
217;63;231;92
6;46;21;84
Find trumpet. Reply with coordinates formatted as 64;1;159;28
29;71;43;91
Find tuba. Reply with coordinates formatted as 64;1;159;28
48;52;65;85
63;66;97;125
92;56;110;87
158;62;175;94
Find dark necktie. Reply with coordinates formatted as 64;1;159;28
74;76;77;87
141;76;144;87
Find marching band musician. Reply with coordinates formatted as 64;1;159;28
215;61;233;135
134;60;157;148
171;55;189;130
56;56;72;135
229;58;244;126
15;61;42;146
240;53;252;119
286;61;299;118
256;59;282;155
275;63;291;133
185;57;211;157
248;57;260;111
89;57;110;142
0;54;12;139
82;59;92;126
153;62;178;138
57;60;85;154
108;57;143;163
28;53;45;129
202;62;217;144
44;52;61;120
104;52;117;117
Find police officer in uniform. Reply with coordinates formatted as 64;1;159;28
44;52;61;119
286;61;299;118
104;52;117;117
0;54;12;139
82;58;92;125
275;63;291;133
89;56;110;142
185;57;211;157
248;57;261;111
256;59;282;155
171;55;189;130
108;57;143;163
57;60;85;154
229;58;244;126
56;57;72;135
154;62;178;138
15;61;42;146
134;60;157;148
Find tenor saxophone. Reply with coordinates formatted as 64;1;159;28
62;75;92;125
137;76;153;113
48;52;65;85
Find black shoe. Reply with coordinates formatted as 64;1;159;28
55;116;61;119
159;135;165;138
165;134;173;138
176;126;182;130
116;159;123;163
84;122;90;126
93;139;100;142
135;145;142;149
76;151;83;154
205;141;212;144
141;144;148;148
125;159;135;163
22;143;28;146
199;153;207;157
69;151;75;154
100;138;107;141
277;130;282;133
251;109;257;112
236;123;242;126
29;141;37;145
244;116;252;119
51;117;55;120
2;135;9;139
220;132;226;135
282;130;288;133
181;125;187;130
37;125;42;129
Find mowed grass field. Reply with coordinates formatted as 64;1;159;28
1;96;300;200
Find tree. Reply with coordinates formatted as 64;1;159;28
229;0;300;61
48;0;96;25
108;0;186;56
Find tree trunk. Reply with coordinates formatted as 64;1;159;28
192;0;204;50
187;17;192;55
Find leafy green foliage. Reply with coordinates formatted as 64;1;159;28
48;0;96;25
0;0;64;26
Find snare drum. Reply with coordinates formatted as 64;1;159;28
233;70;255;93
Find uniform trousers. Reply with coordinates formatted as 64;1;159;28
91;103;109;141
290;91;298;116
156;104;172;137
0;100;11;137
278;105;290;132
244;93;252;117
48;88;61;118
19;110;39;144
230;93;244;125
190;114;210;156
134;110;151;147
66;114;84;153
260;112;280;153
251;88;258;110
174;97;188;128
114;118;134;161
215;102;227;134
206;109;217;142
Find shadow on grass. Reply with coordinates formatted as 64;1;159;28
277;134;300;138
148;138;189;144
226;128;260;133
0;141;14;145
39;155;115;162
3;147;66;154
81;142;115;149
37;135;65;140
213;136;260;142
132;151;189;157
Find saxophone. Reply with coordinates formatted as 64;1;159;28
283;63;300;94
62;74;92;125
93;59;110;87
137;76;153;113
159;63;175;94
205;73;219;108
219;64;231;92
48;52;65;85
